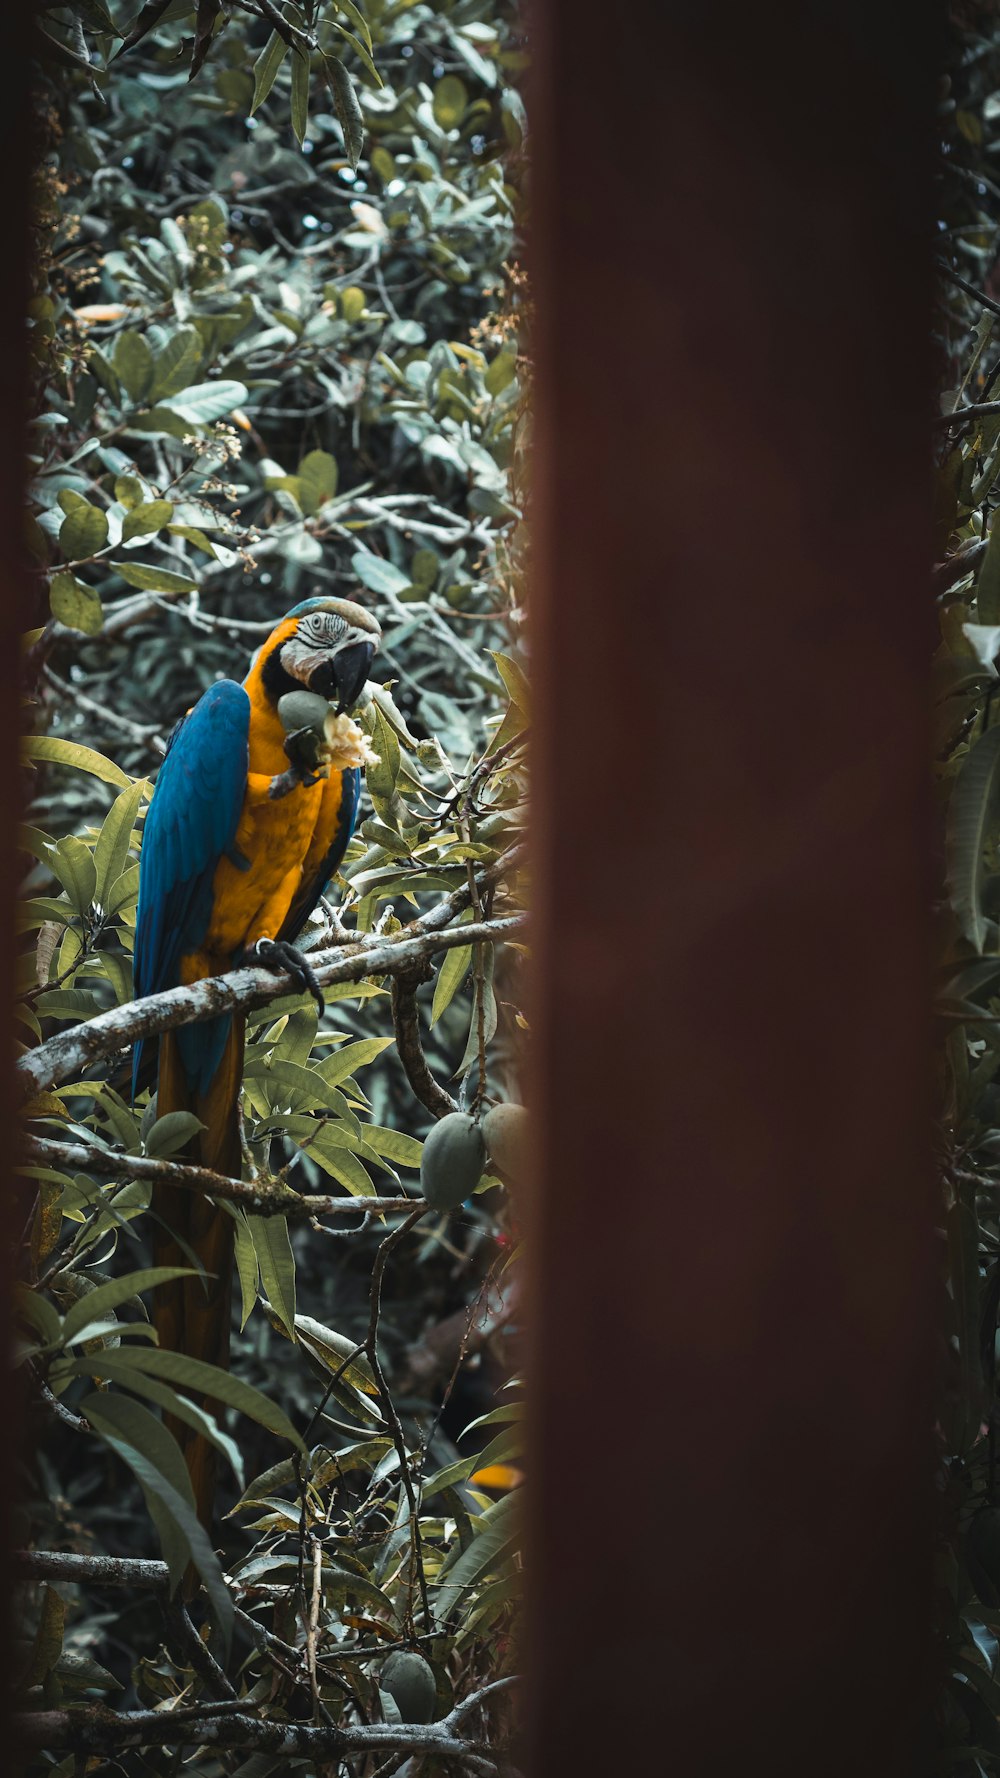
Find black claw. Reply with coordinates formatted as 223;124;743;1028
246;938;325;1013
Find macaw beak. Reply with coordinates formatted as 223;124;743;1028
308;639;376;713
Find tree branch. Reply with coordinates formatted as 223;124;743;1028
22;1133;419;1222
17;913;524;1104
391;964;458;1120
13;1549;170;1591
13;1705;502;1769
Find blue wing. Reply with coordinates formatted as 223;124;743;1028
280;765;360;943
132;680;250;1097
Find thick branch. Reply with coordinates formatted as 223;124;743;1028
17;913;524;1104
14;1706;499;1767
391;965;458;1119
14;1549;170;1591
934;398;1000;427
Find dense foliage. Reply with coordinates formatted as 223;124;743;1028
935;14;1000;1770
15;4;527;1771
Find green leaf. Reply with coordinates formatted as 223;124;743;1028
947;723;1000;951
15;1284;62;1349
489;650;530;714
157;379;249;424
115;475;145;510
121;500;173;542
22;735;131;790
58;493;109;561
63;1265;195;1342
71;1346;306;1451
246;1214;296;1338
484;347;518;396
431;907;475;1023
105;863;141;917
111;561;198;593
168;524;218;557
433;75;468;130
351;548;411;596
47;835;96;918
324;54;365;170
114;331;154;403
109;1367;245;1490
303;1128;377;1196
50;571;103;635
82;1388;194;1576
362;1125;423;1167
231;1207;259;1331
337;0;372;51
151;327;202;400
296;449;338;515
93;779;144;903
144;1110;205;1158
251;29;287;114
979;515;1000;625
329;21;381;86
291;47;310;147
83;1395;232;1642
293;1315;377;1393
317;1036;395;1088
24;1585;65;1688
432;1490;518;1624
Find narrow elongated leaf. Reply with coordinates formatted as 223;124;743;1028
22;736;131;789
947;724;1000;951
110;1367;245;1489
93;779;144;903
230;1206;259;1331
246;1214;296;1337
190;0;221;80
432;1490;518;1623
111;561;197;593
83;1396;232;1642
337;0;372;51
290;48;310;147
47;836;96;918
324;54;365;169
317;1036;394;1088
979;515;1000;624
252;30;286;113
63;1265;194;1341
431;907;475;1023
489;650;530;714
362;1125;423;1167
71;1346;305;1450
293;1315;377;1393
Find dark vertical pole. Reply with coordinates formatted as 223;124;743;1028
526;4;937;1774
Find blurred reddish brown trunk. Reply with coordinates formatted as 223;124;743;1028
525;3;938;1773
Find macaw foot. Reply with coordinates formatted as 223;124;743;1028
242;937;325;1013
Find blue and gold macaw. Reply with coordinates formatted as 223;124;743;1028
133;596;380;1523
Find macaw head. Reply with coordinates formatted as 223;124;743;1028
260;596;382;714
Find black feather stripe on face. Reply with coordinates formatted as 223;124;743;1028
261;640;302;703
